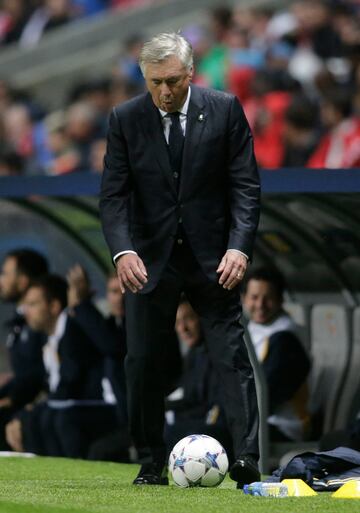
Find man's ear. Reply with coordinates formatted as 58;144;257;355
189;66;194;81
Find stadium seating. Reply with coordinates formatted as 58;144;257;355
309;304;352;436
283;302;311;351
333;307;360;430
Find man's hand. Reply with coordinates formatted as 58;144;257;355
5;418;23;452
116;254;148;294
216;250;248;290
67;264;91;307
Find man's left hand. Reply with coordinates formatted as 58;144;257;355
67;264;92;307
216;250;248;290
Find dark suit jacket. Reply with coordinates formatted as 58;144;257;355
49;316;105;401
100;85;260;292
72;300;127;424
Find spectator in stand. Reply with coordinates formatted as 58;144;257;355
109;77;142;107
291;0;343;60
0;249;47;450
2;104;38;174
0;80;16;110
243;70;296;168
67;78;113;138
0;146;24;175
19;0;72;48
89;138;106;173
197;7;233;90
65;102;98;170
0;0;33;46
113;34;145;91
226;25;264;104
307;87;360;168
242;267;311;442
282;95;319;167
44;110;81;175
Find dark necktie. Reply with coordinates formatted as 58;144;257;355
167;112;184;184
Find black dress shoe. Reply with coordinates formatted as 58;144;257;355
132;462;169;485
229;455;260;489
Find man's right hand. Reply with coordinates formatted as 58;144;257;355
116;254;148;294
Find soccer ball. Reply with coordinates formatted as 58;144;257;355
168;434;229;487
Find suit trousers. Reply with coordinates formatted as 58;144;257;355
124;238;259;464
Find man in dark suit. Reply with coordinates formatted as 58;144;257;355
18;274;119;458
100;32;261;488
0;249;47;449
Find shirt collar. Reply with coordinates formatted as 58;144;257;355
48;309;67;345
158;86;191;118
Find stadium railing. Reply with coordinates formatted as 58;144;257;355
1;168;360;198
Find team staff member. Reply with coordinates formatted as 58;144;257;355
100;32;261;488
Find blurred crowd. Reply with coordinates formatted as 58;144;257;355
0;0;360;177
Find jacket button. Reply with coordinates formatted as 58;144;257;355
173;172;179;179
177;238;183;245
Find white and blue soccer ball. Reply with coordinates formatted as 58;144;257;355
168;434;229;487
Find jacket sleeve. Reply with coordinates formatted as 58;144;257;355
73;300;124;359
226;96;261;260
99;108;134;259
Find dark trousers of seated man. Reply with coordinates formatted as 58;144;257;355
22;402;119;458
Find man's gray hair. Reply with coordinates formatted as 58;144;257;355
139;32;193;75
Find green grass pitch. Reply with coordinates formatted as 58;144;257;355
0;456;357;513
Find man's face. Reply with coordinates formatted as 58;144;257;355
175;302;201;348
106;276;124;318
144;55;193;113
243;279;282;325
0;257;23;302
23;287;51;333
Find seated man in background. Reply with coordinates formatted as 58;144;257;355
7;274;119;458
242;267;311;442
165;298;232;460
67;265;127;423
0;249;47;450
66;265;131;462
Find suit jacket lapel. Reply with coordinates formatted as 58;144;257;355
140;94;177;198
180;86;206;198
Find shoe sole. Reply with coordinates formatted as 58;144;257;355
133;477;169;485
